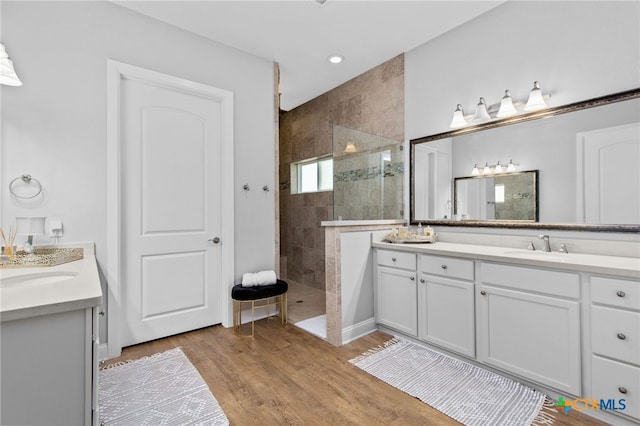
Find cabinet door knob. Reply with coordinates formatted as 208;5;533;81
420;278;425;283
391;257;397;262
99;310;105;316
617;333;626;340
409;276;415;281
441;264;448;270
618;387;628;394
480;290;486;295
616;290;626;297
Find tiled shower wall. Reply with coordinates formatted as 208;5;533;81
279;54;405;290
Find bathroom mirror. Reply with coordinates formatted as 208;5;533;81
454;170;538;222
410;88;640;232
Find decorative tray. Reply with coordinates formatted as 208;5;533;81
384;234;436;244
0;247;84;268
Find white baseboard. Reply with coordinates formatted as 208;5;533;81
342;317;377;344
98;343;110;361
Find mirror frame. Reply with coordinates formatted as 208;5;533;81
409;87;640;232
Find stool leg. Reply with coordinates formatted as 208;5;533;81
233;300;240;335
251;300;255;337
281;292;287;327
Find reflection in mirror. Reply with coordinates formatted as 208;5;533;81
454;171;538;222
410;89;640;231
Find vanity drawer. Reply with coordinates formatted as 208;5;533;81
591;305;640;365
480;263;579;299
376;249;416;270
420;254;474;281
591;355;640;420
591;276;640;310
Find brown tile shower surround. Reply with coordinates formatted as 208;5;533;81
279;54;405;293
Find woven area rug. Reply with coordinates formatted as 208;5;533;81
99;347;229;425
350;338;555;426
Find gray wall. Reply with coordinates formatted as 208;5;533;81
1;1;276;342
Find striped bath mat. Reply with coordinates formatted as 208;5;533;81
350;338;555;426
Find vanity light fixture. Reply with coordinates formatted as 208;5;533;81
450;104;467;128
524;81;548;111
327;54;344;64
470;160;518;176
496;90;518;118
472;97;491;123
0;42;22;86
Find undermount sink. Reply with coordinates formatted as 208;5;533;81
501;250;569;262
0;271;79;288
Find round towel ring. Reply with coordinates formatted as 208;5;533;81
9;174;43;199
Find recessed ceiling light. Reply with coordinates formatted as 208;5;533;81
327;55;344;64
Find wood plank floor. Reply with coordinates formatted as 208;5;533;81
104;320;606;426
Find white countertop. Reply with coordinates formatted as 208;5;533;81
372;240;640;279
0;249;103;322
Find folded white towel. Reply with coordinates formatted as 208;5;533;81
241;270;277;287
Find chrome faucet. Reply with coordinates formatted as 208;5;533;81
538;234;551;252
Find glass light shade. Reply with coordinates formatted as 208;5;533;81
524;81;547;111
471;164;480;176
16;217;45;236
494;161;504;173
472;97;491;123
507;159;517;172
496;90;518;118
482;162;491;175
450;104;467;128
0;43;22;86
344;142;357;153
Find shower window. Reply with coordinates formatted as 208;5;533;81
290;155;333;194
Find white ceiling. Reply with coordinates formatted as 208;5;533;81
114;1;505;111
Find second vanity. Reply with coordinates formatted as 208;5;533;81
0;243;102;426
372;235;640;425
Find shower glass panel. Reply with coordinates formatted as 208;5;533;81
332;125;404;220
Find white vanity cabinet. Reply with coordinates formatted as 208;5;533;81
418;254;475;357
374;249;418;336
0;306;99;426
589;275;640;421
477;262;582;396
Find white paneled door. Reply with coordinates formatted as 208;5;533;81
578;123;640;224
118;69;228;347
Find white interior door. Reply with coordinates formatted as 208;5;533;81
578;123;640;224
120;74;224;347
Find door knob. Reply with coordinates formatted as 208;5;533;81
209;237;221;244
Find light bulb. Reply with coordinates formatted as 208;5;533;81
471;164;480;176
494;161;504;173
497;90;517;118
482;162;491;175
524;81;547;111
450;104;467;128
507;159;516;172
